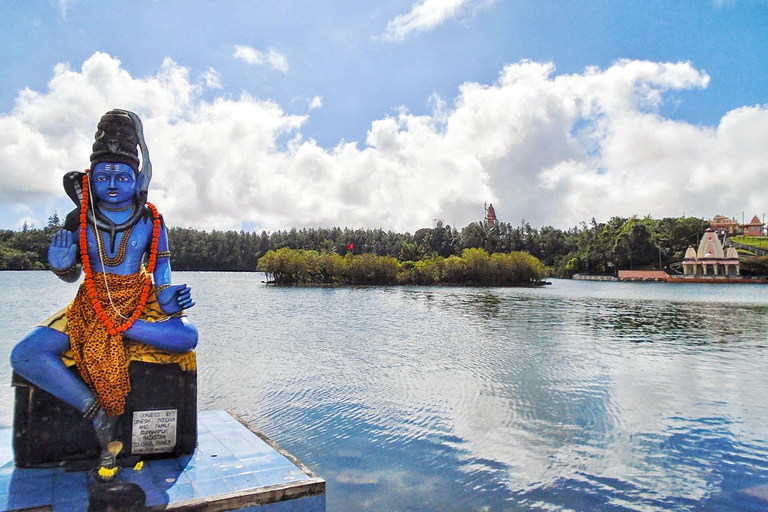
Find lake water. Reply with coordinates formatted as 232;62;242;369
1;272;767;511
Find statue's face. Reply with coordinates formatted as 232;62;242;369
91;163;137;208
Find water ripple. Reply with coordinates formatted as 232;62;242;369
2;273;768;511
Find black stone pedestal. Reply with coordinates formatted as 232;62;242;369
12;359;197;468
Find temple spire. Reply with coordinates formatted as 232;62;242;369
485;203;497;225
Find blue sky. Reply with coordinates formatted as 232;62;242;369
0;0;766;232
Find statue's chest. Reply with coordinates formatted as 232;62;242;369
85;221;153;266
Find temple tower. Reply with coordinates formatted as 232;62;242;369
485;203;497;226
683;228;740;276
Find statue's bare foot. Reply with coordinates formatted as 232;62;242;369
90;406;122;479
92;409;119;447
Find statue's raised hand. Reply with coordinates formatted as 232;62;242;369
157;284;195;315
48;230;77;271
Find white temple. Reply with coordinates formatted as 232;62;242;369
683;228;740;276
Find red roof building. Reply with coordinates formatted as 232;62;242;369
743;215;764;237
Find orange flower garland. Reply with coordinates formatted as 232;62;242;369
79;171;160;336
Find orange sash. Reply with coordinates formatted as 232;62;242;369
67;271;148;417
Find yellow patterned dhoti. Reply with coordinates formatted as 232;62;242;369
40;271;194;417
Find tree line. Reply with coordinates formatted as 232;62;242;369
0;213;715;277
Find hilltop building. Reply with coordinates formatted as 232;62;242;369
710;215;740;234
709;213;765;237
683;228;740;276
743;215;765;237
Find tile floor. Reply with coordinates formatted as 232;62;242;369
0;410;324;511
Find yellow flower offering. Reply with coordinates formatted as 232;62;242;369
97;466;118;479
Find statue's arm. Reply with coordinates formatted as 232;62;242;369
153;220;194;314
48;229;81;283
124;220;198;352
124;316;198;352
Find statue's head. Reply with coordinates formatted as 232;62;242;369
89;109;152;204
91;162;137;208
62;109;153;232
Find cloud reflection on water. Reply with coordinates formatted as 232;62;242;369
1;273;767;511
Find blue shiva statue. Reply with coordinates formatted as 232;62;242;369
10;109;198;473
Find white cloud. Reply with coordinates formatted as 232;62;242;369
10;205;40;230
200;67;222;89
58;0;73;18
15;216;41;230
232;45;289;73
1;52;766;234
309;96;323;110
380;0;498;42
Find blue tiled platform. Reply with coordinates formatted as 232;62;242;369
0;410;325;511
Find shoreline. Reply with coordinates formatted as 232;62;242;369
262;280;552;287
573;273;767;284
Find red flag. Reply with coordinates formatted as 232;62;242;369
347;243;354;250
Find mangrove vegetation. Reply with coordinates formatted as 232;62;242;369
257;247;546;286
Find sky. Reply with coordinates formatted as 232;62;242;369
0;0;766;233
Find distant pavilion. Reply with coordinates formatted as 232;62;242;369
683;228;740;276
710;214;740;234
